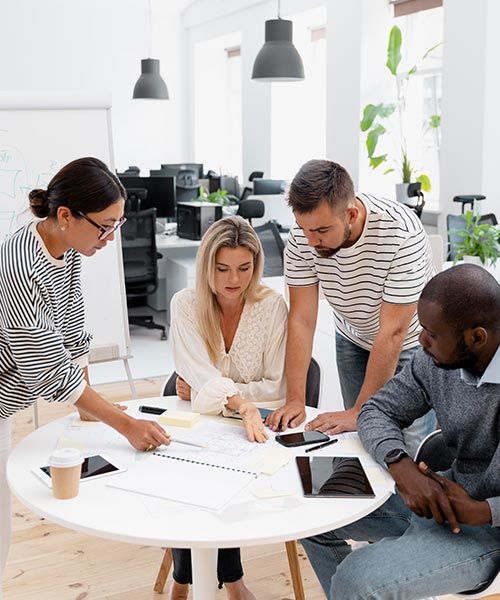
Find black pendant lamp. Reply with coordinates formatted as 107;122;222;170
252;0;305;82
133;0;169;99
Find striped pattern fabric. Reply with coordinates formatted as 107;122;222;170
285;193;434;351
0;223;90;419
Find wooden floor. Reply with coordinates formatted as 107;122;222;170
4;378;326;600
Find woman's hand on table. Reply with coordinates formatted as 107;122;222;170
239;403;269;443
175;376;191;401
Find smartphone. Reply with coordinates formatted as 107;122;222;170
32;454;126;488
275;431;329;448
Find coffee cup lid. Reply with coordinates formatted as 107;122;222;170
48;447;84;468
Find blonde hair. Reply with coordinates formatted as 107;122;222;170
195;215;271;363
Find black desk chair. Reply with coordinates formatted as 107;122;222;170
237;198;265;226
453;194;486;214
399;183;425;219
254;221;285;277
121;208;167;340
446;213;498;261
240;170;264;202
154;358;321;600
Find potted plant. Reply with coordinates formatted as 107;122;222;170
197;186;239;215
360;26;440;199
450;210;500;267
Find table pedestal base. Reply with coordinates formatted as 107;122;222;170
192;547;218;600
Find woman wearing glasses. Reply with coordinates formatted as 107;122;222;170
0;157;170;597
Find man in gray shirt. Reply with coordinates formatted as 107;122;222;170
302;264;500;599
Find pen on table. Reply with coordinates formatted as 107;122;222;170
170;438;207;449
305;438;339;453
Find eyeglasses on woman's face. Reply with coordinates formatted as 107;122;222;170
75;210;126;241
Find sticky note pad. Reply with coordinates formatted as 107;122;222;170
159;411;200;428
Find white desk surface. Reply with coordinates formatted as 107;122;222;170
8;398;393;598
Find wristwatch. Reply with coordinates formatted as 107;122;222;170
384;448;409;466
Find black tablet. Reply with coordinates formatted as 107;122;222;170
296;456;375;498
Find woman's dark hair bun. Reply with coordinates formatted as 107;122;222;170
28;188;50;218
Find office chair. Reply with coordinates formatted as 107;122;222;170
446;213;498;262
415;430;500;599
124;187;147;212
254;221;285;277
399;182;425;219
453;194;486;214
153;358;322;600
116;165;140;177
237;199;265;226
240;170;264;202
121;208;167;340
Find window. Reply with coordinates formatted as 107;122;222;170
270;6;327;181
193;33;242;181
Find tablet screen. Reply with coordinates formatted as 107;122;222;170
40;455;120;480
296;456;375;498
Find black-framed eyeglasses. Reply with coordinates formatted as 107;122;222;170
75;210;126;240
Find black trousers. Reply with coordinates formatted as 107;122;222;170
172;547;243;585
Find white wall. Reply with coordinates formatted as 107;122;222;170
0;0;189;174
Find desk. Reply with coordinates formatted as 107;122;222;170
8;397;393;600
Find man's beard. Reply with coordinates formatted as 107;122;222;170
315;221;352;258
433;335;478;371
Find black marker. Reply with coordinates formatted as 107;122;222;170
305;438;338;453
138;405;167;415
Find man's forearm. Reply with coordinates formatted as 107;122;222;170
354;331;406;411
285;320;314;405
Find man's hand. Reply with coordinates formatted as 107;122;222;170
239;403;269;443
175;376;191;401
123;418;172;452
265;400;306;432
418;462;492;527
389;457;460;533
304;408;358;434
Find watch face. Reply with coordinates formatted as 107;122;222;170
384;449;407;464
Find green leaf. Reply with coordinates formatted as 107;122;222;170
360;104;395;131
416;174;431;192
422;41;442;60
428;115;441;128
383;168;395;175
366;125;386;157
370;155;387;169
386;26;402;75
407;65;417;76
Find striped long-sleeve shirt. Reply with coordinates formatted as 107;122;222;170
285;193;434;351
0;222;91;419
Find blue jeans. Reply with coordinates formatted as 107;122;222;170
301;492;500;600
335;332;436;457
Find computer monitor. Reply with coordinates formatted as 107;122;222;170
159;163;204;179
253;179;287;195
119;176;176;219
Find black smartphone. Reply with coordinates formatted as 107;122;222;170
275;431;329;448
139;405;167;415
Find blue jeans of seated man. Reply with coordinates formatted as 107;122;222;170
335;332;436;457
301;492;500;600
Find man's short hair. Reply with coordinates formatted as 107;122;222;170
288;159;356;215
420;264;500;334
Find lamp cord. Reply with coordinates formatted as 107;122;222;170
148;0;153;58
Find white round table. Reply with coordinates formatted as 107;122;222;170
8;398;393;599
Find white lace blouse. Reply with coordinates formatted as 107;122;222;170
170;288;288;415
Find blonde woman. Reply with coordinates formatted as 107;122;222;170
168;215;287;600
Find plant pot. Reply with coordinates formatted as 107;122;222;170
395;182;421;207
462;255;483;266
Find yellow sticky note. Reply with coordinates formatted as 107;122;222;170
159;411;200;428
56;437;85;452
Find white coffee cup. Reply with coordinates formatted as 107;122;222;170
48;448;84;499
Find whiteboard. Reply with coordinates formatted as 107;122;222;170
0;92;130;361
